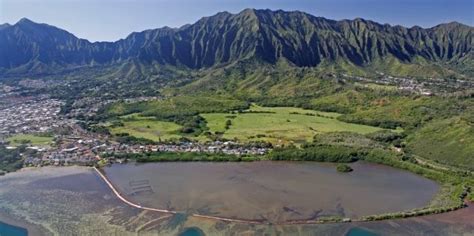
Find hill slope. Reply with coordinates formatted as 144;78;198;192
406;116;474;170
0;9;472;77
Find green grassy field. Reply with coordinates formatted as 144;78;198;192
249;105;341;118
110;117;183;141
104;95;249;118
201;105;386;144
406;116;474;170
6;134;54;147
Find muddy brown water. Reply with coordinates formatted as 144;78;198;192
0;166;472;235
104;161;440;223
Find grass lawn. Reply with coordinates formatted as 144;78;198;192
7;134;54;147
201;105;385;144
110;118;183;141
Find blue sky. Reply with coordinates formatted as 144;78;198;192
1;0;472;42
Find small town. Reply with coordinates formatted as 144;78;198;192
0;94;268;168
342;73;474;95
0;98;66;136
24;140;268;167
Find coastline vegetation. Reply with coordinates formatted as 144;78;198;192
89;94;474;221
268;145;360;162
102;131;473;219
105;151;258;162
101;144;472;222
0;145;38;172
269;144;472;220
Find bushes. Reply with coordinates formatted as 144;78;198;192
103;96;249;119
110;151;257;162
360;148;465;185
366;130;406;143
313;132;383;149
175;115;208;136
0;145;31;172
268;145;409;166
405;116;474;170
225;119;232;129
88;125;111;135
268;145;361;163
101;96;249;136
362;199;467;222
336;164;353;172
338;116;403;129
180;127;195;134
114;133;155;144
110;121;124;128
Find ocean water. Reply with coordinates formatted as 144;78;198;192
179;227;205;236
0;221;27;236
346;227;378;236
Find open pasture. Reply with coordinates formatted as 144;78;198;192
202;105;385;144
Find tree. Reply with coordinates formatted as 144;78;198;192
225;119;232;129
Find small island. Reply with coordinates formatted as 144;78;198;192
336;164;353;173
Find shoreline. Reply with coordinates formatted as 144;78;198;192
0;211;49;236
93;167;265;224
1;160;470;227
93;165;470;225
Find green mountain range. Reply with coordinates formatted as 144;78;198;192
0;9;472;77
1;9;473;170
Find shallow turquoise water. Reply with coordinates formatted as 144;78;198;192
179;227;205;236
0;221;28;236
346;227;379;236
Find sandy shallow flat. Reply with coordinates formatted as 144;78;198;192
0;165;472;235
0;211;47;236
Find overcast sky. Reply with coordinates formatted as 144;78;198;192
1;0;472;42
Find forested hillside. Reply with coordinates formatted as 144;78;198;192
0;9;472;78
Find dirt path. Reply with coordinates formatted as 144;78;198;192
413;155;473;175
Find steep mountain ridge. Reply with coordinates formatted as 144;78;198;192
0;9;472;77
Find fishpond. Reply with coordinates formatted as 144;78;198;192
104;161;440;223
0;166;472;235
